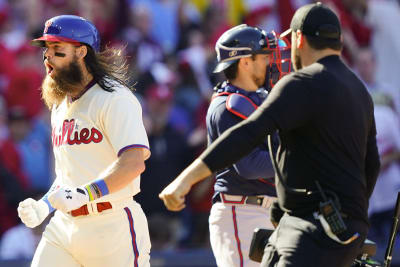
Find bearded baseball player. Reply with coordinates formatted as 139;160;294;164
17;15;151;267
160;25;291;267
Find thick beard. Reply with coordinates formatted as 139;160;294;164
41;60;84;109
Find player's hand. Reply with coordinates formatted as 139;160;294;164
17;198;50;228
159;179;191;212
48;187;90;213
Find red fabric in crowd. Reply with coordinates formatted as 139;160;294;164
0;190;18;236
330;0;371;46
5;69;43;119
0;43;17;78
278;0;296;32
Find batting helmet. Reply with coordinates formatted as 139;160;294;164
31;15;100;52
214;24;279;73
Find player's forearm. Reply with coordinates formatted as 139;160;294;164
82;148;146;200
99;148;145;194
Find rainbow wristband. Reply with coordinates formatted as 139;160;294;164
85;180;110;201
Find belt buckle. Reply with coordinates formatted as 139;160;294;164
262;196;270;208
262;196;277;209
89;202;99;215
221;193;246;204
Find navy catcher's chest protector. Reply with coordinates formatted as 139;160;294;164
212;83;265;120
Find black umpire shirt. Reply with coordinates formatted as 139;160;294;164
201;55;380;224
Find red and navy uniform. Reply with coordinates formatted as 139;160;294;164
206;82;276;199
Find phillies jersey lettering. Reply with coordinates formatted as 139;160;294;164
51;82;150;201
52;119;103;147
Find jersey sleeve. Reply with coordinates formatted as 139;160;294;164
102;93;150;159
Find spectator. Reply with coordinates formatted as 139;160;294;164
368;92;400;254
133;0;180;54
4;43;44;119
353;46;400;115
137;84;194;216
8;106;52;190
136;84;195;249
365;0;400;91
121;4;163;76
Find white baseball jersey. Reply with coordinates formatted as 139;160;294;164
51;81;150;201
33;81;152;267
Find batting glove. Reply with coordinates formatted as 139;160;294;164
48;187;90;213
17;198;50;228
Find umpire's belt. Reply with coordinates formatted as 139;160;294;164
214;193;276;208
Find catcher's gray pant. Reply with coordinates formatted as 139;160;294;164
31;198;151;267
261;213;368;267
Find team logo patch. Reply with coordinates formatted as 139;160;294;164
44;20;52;34
65;189;72;199
229;50;238;57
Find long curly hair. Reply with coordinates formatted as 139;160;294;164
84;45;135;91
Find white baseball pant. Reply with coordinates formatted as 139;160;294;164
31;198;151;267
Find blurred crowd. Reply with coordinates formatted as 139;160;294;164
0;0;399;262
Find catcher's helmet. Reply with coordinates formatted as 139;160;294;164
214;24;279;73
31;15;100;52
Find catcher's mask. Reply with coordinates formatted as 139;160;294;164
266;31;292;90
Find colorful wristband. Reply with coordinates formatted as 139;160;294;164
41;196;55;213
85;179;110;201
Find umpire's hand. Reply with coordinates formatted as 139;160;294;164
159;158;213;211
159;178;191;212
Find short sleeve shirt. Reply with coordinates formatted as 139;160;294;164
51;82;150;201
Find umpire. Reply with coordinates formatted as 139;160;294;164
159;2;380;267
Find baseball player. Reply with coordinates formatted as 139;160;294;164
160;24;291;267
160;3;380;267
16;15;151;267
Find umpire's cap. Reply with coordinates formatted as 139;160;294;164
31;15;100;52
280;2;341;40
213;24;277;73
